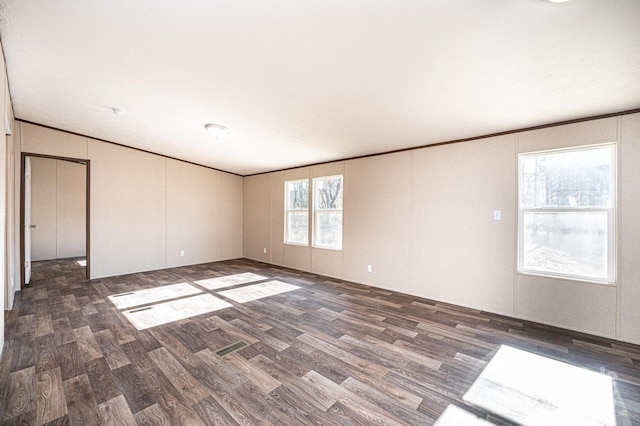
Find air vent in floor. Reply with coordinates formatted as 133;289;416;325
215;340;248;357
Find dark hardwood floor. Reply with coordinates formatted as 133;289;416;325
1;258;639;425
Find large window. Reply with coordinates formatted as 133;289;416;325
285;179;309;245
518;144;616;283
313;175;343;250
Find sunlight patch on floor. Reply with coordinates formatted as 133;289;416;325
122;294;232;330
194;272;268;290
76;259;87;266
218;280;300;303
463;345;616;426
108;283;202;310
434;405;495;425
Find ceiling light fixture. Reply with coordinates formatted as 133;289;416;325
205;123;230;139
547;0;571;3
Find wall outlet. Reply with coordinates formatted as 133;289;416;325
263;247;267;254
367;264;372;273
493;210;502;221
180;250;185;257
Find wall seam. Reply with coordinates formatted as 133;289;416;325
513;134;519;317
615;117;622;340
308;168;312;272
269;174;273;264
55;160;59;259
340;162;345;279
409;151;413;297
164;158;167;268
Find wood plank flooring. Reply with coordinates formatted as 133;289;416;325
1;257;640;425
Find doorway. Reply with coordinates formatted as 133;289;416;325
20;153;90;287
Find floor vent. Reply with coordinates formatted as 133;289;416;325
215;341;248;357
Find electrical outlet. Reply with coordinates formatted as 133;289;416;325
367;264;372;273
263;247;267;254
493;210;502;221
180;250;185;257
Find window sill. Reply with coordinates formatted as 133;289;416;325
312;245;342;252
284;242;309;247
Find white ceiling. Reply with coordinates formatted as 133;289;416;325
1;0;639;175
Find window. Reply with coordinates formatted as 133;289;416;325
285;179;309;245
518;144;616;282
313;175;343;250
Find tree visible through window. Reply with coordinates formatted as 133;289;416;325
285;180;309;244
314;175;343;250
518;144;615;282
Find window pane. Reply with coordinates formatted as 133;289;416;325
519;146;613;208
287;181;309;209
315;176;343;210
315;211;342;249
522;212;608;279
287;212;308;244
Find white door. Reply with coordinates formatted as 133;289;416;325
24;156;32;284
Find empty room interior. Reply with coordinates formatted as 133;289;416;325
0;1;639;425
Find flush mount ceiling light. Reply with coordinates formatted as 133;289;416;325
547;0;571;2
205;123;231;139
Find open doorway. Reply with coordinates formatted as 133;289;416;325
20;153;90;287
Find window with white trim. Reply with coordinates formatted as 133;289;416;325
518;144;616;283
313;175;343;250
284;179;309;245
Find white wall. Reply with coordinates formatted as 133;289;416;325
0;38;12;355
17;122;243;279
243;112;640;344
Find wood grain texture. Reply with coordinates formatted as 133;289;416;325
35;367;66;425
97;395;136;426
62;374;100;426
2;257;640;425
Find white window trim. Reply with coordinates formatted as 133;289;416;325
284;179;310;246
312;175;343;251
517;143;617;284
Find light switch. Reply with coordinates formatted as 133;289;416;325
493;210;502;221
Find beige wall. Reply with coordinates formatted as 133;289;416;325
243;112;640;345
17;122;243;279
0;40;6;354
89;139;167;277
31;157;87;261
243;174;272;263
30;157;57;260
30;157;87;261
619;114;640;343
165;158;243;267
56;160;86;258
410;136;517;315
514;117;620;338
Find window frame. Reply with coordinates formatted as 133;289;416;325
517;143;617;284
312;174;344;251
284;179;310;246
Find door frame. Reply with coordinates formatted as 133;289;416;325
20;152;90;287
